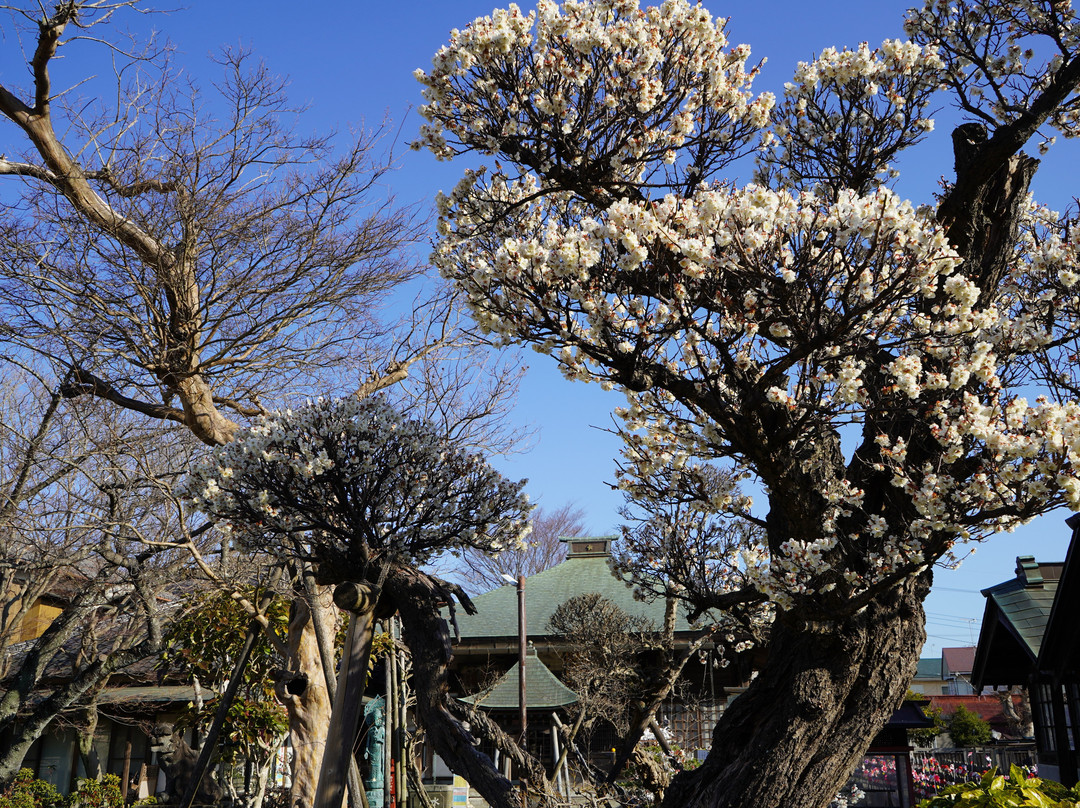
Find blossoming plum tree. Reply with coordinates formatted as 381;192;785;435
417;1;1080;806
184;396;534;808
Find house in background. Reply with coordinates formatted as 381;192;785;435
910;657;950;696
10;684;204;798
908;655;1030;749
941;647;979;696
972;517;1080;786
0;581;201;798
925;694;1030;744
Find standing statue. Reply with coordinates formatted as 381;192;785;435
362;696;387;808
149;723;225;805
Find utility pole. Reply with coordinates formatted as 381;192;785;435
517;573;527;745
502;572;528;808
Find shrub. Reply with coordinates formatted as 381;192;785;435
946;705;993;748
0;771;126;808
67;775;123;808
917;765;1080;807
0;770;64;808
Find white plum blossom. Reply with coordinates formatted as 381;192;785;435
181;396;532;574
415;2;1080;805
419;0;1080;617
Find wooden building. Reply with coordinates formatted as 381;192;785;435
972;516;1080;786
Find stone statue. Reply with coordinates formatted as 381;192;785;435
149;723;224;805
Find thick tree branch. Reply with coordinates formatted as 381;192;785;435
59;366;189;426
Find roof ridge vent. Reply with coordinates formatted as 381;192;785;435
560;536;616;557
1015;555;1043;587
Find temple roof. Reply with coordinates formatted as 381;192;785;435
458;647;578;709
450;537;697;641
972;555;1062;688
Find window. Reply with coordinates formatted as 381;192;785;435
1033;681;1059;762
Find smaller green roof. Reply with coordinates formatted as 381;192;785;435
459;649;577;710
913;658;941;679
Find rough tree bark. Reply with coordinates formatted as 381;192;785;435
274;592;335;808
664;573;929;808
660;114;1039;808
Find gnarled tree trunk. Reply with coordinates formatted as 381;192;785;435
382;566;560;808
275;590;335;808
662;571;930;808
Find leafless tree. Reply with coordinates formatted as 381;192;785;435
0;359;212;781
0;5;425;446
0;2;526;799
549;593;654;741
459;502;589;593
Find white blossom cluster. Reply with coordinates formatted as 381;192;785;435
414;0;773;186
437;180;963;402
421;0;1080;612
181;396;532;573
906;0;1080;144
761;39;943;195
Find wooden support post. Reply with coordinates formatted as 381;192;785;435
121;738;132;801
313;583;380;808
302;568;370;808
179;618;264;808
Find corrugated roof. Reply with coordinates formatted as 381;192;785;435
459;649;578;709
972;557;1062;689
981;574;1058;659
913;657;942;679
450;538;696;641
98;685;213;705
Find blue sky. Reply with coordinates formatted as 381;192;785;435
3;0;1078;657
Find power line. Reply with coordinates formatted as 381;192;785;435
925;612;979;624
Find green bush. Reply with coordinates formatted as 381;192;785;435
917;765;1080;807
0;770;64;808
946;704;993;748
0;771;125;808
67;775;123;808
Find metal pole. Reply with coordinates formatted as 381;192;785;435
517;575;526;745
518;575;527;808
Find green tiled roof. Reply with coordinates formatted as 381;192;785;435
972;556;1063;688
459;649;578;709
913;657;942;679
451;538;697;640
981;573;1058;658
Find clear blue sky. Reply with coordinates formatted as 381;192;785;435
3;0;1077;657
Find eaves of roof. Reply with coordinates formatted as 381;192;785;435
982;576;1057;660
972;560;1060;689
458;651;577;709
